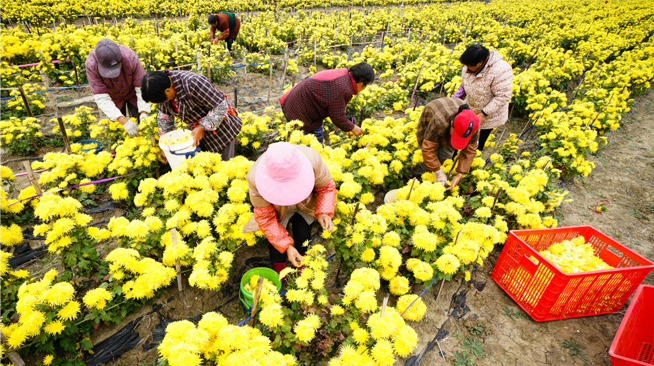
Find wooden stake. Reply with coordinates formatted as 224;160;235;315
292;73;296;87
22;161;42;194
280;44;289;86
72;61;80;86
38;52;60;117
207;60;211;80
267;62;273;103
410;64;424;111
0;332;25;366
57;118;71;154
250;276;264;327
234;88;238;109
313;38;317;66
196;51;201;72
170;228;183;292
406;178;417;201
350;202;361;225
17;86;33;117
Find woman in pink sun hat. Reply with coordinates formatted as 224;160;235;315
242;142;337;273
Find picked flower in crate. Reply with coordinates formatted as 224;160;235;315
491;226;654;322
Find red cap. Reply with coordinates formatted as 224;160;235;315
451;109;480;150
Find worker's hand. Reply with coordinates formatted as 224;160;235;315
316;213;334;233
434;169;448;186
122;120;140;137
139;113;148;123
476;112;486;125
286;246;304;268
192;125;204;147
447;173;463;190
159;150;168;162
349;125;363;137
212;38;220;45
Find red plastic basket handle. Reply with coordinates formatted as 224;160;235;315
519;254;540;275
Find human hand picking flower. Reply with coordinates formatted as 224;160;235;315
349;125;363;137
316;213;334;233
286;246;304;267
434;169;448;186
192;125;204;147
447;173;463;190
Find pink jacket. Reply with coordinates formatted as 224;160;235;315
85;45;145;110
461;51;513;130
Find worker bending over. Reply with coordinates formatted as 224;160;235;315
208;13;241;52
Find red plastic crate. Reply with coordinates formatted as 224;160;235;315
490;226;654;322
610;285;654;366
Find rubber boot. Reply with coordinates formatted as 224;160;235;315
272;262;287;274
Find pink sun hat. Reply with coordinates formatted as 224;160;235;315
255;142;315;206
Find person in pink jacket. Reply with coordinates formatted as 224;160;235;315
453;44;513;150
85;39;151;136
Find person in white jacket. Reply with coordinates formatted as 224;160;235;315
85;39;150;136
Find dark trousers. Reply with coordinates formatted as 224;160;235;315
303;125;324;144
225;37;235;51
120;101;139;119
268;213;312;263
478;128;493;151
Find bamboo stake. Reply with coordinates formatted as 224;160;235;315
447;154;460;181
410;64;424;111
313;38;317;66
196;51;201;72
151;135;160;179
380;294;389;317
292;73;296;87
242;52;248;81
22;161;42;194
250;277;264;327
486;187;503;225
267;62;273;103
17;86;33;117
234;88;238;109
170;228;183;292
57;118;71;154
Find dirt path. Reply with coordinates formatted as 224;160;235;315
405;89;654;366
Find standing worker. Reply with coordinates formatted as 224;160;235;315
140;70;242;161
278;62;374;143
208;13;241;52
85;38;150;136
452;44;513;150
242;142;336;273
416;97;480;189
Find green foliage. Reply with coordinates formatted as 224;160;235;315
461;337;486;359
560;337;588;365
468;323;484;336
501;306;528;320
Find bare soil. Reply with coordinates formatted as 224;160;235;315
3;53;652;366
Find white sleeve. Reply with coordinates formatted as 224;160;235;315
94;93;124;121
135;87;151;114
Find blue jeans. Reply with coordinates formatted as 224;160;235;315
303;125;324;144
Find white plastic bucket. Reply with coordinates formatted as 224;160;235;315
158;130;197;170
384;189;399;204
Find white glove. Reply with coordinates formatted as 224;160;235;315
434;169;449;186
123;120;140;137
140;113;148;123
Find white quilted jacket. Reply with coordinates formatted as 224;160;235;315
461;51;513;130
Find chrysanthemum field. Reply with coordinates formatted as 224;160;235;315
1;0;653;365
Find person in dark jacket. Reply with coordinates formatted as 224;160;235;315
208;13;241;52
279;62;375;143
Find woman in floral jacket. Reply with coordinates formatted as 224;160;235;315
453;44;513;150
